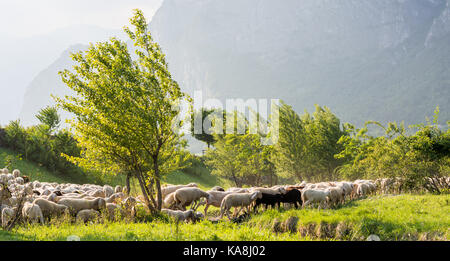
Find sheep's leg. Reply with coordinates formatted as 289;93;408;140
226;208;232;220
204;204;209;217
235;206;244;217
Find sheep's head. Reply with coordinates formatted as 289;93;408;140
251;191;262;200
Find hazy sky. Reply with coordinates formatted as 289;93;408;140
0;0;163;37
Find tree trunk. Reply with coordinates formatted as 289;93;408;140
153;158;162;211
125;173;131;195
135;170;156;212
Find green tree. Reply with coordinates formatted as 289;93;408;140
204;110;275;186
273;102;346;182
191;108;217;148
55;9;191;211
36;106;60;134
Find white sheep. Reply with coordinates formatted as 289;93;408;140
114;185;122;194
219;191;262;220
226;187;250;193
22;202;44;224
105;203;126;221
12;169;21;178
161;208;195;223
103;185;114;197
173;187;210;211
163;192;177;209
161;183;198;199
33;198;69;219
203;190;233;216
1;206;17;227
76;209;100;223
250;187;286;195
58;198;106;215
301;189;330;209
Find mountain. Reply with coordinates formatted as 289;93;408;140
19;44;88;126
0;25;124;125
147;0;450;126
18;0;450;150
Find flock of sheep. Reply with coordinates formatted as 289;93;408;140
1;167;449;227
0;168;137;228
160;175;448;222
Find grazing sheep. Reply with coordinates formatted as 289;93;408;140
161;183;198;199
33;198;69;219
22;202;44;224
219;191;262;220
105;203;126;221
1;206;17;227
76;209;100;223
173;187;210;211
161;208;195;223
301;189;330;209
58;198;106;215
203;190;233;216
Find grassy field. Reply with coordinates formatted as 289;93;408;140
0;146;448;241
0;193;448;241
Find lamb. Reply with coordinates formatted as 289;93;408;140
21;202;44;224
161;208;195;223
58;198;107;215
161;183;198;199
301;189;330;209
33;198;69;219
202;190;233;216
219;191;262;220
173;187;210;211
76;209;100;223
